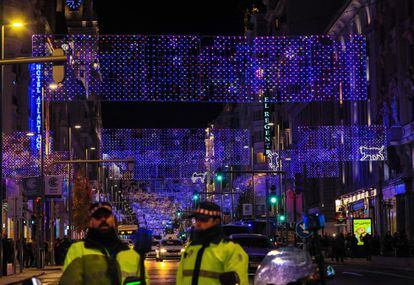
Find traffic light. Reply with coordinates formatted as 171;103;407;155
269;195;278;205
176;210;182;218
192;191;200;201
215;168;224;182
294;173;305;194
52;48;65;83
269;185;278;205
278;214;286;222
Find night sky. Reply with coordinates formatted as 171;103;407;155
96;0;246;128
96;0;345;128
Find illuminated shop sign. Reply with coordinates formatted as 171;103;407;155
29;63;43;151
263;92;272;156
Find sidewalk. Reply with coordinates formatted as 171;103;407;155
326;256;414;271
0;266;62;285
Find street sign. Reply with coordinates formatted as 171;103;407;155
45;175;64;197
296;220;312;239
22;176;42;199
242;204;252;216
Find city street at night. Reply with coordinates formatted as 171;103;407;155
1;0;414;284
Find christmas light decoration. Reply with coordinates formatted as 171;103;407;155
101;129;250;179
211;129;250;168
2;132;69;178
298;125;387;162
31;35;367;102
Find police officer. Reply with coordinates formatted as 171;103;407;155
176;202;248;285
60;202;148;285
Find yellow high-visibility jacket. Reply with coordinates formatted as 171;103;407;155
176;239;249;285
60;240;149;285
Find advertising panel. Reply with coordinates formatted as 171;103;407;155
352;218;372;245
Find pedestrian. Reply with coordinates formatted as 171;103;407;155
392;232;400;257
334;233;345;262
23;238;31;268
362;233;372;261
2;234;9;275
372;234;381;256
176;201;248;285
60;202;148;285
28;239;35;267
382;231;393;256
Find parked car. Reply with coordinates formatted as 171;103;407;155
222;224;252;237
156;238;184;261
229;233;275;274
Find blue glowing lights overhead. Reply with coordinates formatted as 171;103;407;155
101;129;250;179
32;35;367;102
297;125;387;162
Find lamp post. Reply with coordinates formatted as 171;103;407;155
67;124;81;239
0;20;25;276
85;147;96;178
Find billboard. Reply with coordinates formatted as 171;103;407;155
352;218;372;245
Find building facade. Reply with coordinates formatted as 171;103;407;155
1;0;102;272
327;0;414;239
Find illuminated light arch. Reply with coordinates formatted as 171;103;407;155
31;35;367;102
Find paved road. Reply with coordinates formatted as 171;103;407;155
15;260;414;285
146;259;178;285
329;263;414;285
18;260;180;285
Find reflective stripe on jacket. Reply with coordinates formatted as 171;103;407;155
176;240;249;285
60;241;149;285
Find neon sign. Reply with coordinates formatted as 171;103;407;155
359;146;385;161
29;64;43;150
263;91;272;156
267;151;279;171
191;172;208;184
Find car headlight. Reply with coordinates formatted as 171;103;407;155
160;248;167;253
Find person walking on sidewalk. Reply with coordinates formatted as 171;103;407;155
60;202;148;285
176;201;249;285
362;233;373;261
334;233;345;262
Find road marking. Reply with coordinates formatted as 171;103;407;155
342;271;364;277
355;270;414;280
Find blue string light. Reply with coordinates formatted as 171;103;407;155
298;125;387;162
2;132;69;177
101;129;250;179
32;35;367;102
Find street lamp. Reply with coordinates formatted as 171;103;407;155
49;83;59;90
0;20;26;276
85;147;96;178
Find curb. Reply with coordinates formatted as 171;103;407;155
5;271;46;285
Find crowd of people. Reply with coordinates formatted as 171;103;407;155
319;231;412;262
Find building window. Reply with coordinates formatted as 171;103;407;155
253;110;263;121
257;152;266;163
365;6;371;25
253;130;263;143
355;15;362;34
